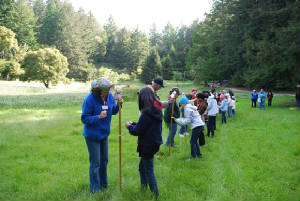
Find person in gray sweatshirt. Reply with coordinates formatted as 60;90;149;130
206;93;218;138
173;96;205;159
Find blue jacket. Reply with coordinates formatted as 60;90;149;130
127;105;163;147
220;99;228;112
258;92;266;102
251;92;258;100
81;92;119;140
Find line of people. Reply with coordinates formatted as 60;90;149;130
80;77;238;198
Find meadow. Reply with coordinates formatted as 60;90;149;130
0;80;299;201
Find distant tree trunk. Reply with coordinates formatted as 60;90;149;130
43;80;49;88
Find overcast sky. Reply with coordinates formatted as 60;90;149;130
68;0;213;33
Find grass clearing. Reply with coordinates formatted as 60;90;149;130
0;81;299;201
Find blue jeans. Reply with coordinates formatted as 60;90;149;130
221;111;226;123
228;106;233;118
139;157;159;198
259;101;265;110
232;109;235;115
166;122;178;146
179;107;186;134
190;126;203;158
85;137;109;193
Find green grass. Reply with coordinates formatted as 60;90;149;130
0;81;299;201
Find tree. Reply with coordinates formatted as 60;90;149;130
104;16;118;64
161;55;173;80
0;0;18;32
141;47;162;84
0;60;24;80
110;27;132;69
14;0;38;49
128;28;149;73
0;26;19;60
21;47;68;88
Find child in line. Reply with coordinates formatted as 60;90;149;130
232;96;236;115
206;92;218;137
164;88;180;147
125;87;163;198
173;96;205;159
220;96;228;124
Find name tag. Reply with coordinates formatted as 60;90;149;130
102;105;108;110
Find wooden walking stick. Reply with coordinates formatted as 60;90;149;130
168;91;176;156
118;99;122;190
114;87;123;191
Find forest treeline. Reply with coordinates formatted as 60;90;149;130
0;0;299;90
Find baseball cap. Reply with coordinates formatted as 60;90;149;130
153;77;164;88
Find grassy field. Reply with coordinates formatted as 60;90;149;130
0;80;299;201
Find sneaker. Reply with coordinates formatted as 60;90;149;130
179;134;184;138
185;158;193;162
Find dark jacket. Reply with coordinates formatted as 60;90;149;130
127;105;163;157
163;100;180;123
81;92;119;140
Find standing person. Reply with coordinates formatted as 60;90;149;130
258;89;266;110
173;96;205;160
251;90;258;107
164;88;180;147
196;93;208;123
219;90;225;105
227;94;233;118
206;93;218;138
81;77;123;193
150;77;174;108
220;96;228;124
125;87;163;198
232;96;236;115
186;88;197;106
229;88;234;98
267;91;274;106
195;93;208;146
178;106;188;137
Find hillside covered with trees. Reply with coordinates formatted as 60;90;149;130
0;0;299;90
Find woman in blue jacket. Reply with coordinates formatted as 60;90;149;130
125;87;163;198
81;77;123;193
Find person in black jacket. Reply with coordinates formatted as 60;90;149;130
125;87;163;198
164;87;180;147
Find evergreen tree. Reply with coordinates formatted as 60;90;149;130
129;28;149;73
14;0;38;49
141;47;162;84
161;55;173;80
0;0;18;31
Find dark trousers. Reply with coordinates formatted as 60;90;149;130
139;157;159;198
85;137;108;193
207;115;216;137
268;99;272;106
252;99;257;107
190;126;204;158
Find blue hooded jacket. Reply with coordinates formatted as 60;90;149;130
81;92;119;140
251;92;258;100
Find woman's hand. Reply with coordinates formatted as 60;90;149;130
118;98;124;105
171;117;177;123
98;110;107;119
125;121;133;128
